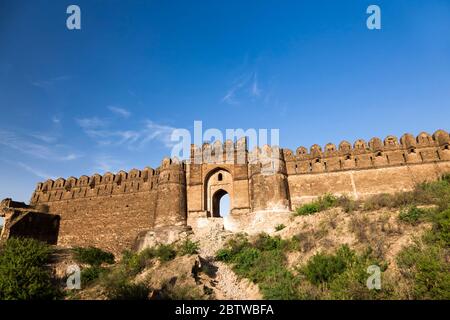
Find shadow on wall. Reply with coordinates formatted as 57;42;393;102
8;213;60;245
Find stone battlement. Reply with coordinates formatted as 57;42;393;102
283;130;450;174
30;158;186;204
284;130;449;159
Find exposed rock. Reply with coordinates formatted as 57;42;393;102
134;224;194;252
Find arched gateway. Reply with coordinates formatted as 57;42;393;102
205;168;232;217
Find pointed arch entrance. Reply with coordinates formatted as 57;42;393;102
212;189;229;217
205;168;232;217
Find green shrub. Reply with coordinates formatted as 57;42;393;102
319;193;338;209
258;265;300;299
440;173;450;184
296;203;320;215
120;248;156;276
298;245;390;299
429;208;450;246
300;245;353;285
232;247;261;275
254;233;285;251
73;246;115;266
397;242;450;299
275;224;286;231
155;244;176;262
295;194;338;216
215;248;234;262
399;206;428;225
415;178;450;211
223;233;251;255
0;237;58;300
178;238;200;256
81;265;105;285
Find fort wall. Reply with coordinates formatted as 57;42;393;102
282;130;450;206
29;160;186;255
24;129;450;254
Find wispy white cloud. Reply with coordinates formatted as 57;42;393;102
92;155;125;173
0;130;82;161
31;75;71;89
76;117;177;149
76;117;108;130
108;106;131;118
221;71;263;105
17;162;56;180
30;133;58;144
250;73;261;97
141;120;178;148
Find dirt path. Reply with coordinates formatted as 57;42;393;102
192;226;262;300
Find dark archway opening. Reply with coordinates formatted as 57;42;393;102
212;189;229;217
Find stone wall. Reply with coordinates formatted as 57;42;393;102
29;160;186;255
282;130;450;207
26;129;450;254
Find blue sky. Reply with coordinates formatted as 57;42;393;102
0;0;450;207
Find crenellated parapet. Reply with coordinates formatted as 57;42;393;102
284;130;450;175
248;144;286;177
190;137;248;165
30;161;180;205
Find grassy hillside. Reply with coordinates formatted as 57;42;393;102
216;174;450;299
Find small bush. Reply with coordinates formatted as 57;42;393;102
397;241;450;299
215;248;234;262
232;247;261;275
336;196;361;213
178;238;200;256
120;247;160;277
440;173;450;184
254;233;285;251
319;193;338;209
429;208;450;246
223;233;251;255
275;224;286;231
296;202;320;215
399;206;427;225
298;245;389;299
73;246;115;266
81;265;105;285
0;237;58;300
290;232;314;252
300;245;353;285
295;194;338;216
155;244;176;262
